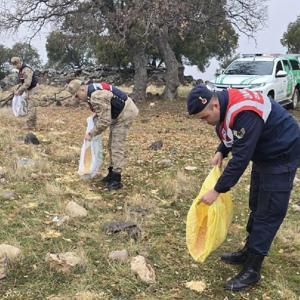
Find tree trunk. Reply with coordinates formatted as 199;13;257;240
178;61;185;85
132;44;148;102
158;26;179;100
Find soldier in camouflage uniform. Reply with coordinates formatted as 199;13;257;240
10;57;38;129
67;80;139;190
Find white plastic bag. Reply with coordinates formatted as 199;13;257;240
78;116;103;179
12;94;28;117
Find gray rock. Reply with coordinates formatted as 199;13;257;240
102;221;141;240
149;140;163;150
159;159;172;167
128;206;149;216
131;255;156;284
24;133;40;145
0;244;21;261
0;191;15;200
66;201;87;218
17;158;37;168
108;249;129;262
184;166;198;171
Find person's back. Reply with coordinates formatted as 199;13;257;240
18;63;38;90
252;99;300;166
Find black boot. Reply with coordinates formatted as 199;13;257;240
224;252;264;291
221;243;248;265
101;167;113;184
106;171;123;190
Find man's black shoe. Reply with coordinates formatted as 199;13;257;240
101;167;113;184
106;171;123;190
221;244;248;265
224;253;264;291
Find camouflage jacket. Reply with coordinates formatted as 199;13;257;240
89;90;112;137
17;66;33;94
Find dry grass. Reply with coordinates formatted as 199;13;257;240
159;171;198;201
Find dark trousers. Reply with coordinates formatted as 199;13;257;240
246;164;297;256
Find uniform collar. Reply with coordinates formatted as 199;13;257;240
217;89;229;123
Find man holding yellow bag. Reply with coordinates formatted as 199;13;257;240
187;84;300;291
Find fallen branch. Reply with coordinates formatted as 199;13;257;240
0;93;14;107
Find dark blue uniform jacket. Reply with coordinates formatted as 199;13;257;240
214;90;300;193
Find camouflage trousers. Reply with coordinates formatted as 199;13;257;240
108;97;139;173
23;89;37;129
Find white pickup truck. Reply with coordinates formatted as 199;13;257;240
210;54;300;109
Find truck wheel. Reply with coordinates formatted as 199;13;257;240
290;88;299;109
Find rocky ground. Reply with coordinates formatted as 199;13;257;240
0;85;299;299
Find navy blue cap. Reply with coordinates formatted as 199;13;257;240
187;84;214;115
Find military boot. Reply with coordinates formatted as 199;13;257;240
101;167;113;185
224;252;264;291
106;171;123;190
221;243;248;265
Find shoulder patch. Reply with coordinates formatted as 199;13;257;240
233;128;246;139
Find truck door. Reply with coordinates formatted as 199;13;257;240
282;59;293;98
274;60;287;101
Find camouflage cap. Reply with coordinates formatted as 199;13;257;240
11;57;21;65
67;79;83;95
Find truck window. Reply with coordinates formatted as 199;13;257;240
225;61;273;75
282;60;291;71
289;59;300;70
275;61;283;73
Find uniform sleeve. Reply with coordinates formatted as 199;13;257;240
214;111;264;193
89;91;111;137
216;142;231;158
17;67;33;94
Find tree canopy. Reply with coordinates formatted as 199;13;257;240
46;31;92;68
0;42;41;79
281;16;300;53
0;0;268;100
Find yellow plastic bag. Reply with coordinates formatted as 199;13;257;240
186;166;233;263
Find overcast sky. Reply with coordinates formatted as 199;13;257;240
186;0;300;80
1;0;300;81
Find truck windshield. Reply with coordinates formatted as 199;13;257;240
225;61;274;75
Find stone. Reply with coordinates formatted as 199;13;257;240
66;201;87;218
158;159;172;167
292;204;300;212
24;133;40;145
17;158;37;168
184;166;198;171
149;140;163;150
74;292;107;300
128;206;149;216
45;251;85;273
131;255;156;284
102;221;140;240
0;191;15;200
52;215;70;226
0;244;21;261
185;280;206;293
108;249;129;262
